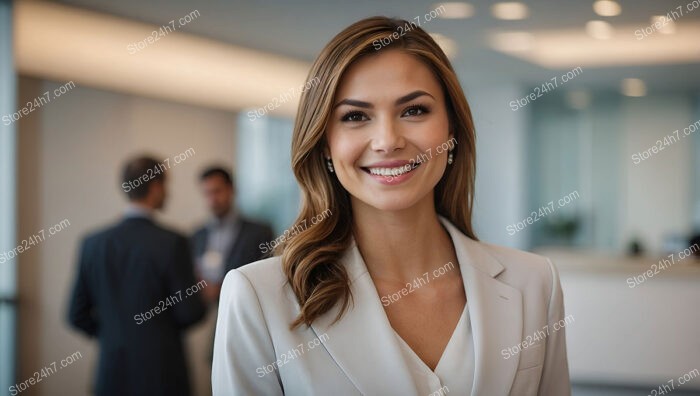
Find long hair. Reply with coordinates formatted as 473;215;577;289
278;16;478;329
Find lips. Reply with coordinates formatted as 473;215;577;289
361;160;422;177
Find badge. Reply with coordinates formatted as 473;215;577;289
201;250;224;281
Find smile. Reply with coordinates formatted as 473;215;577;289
362;161;421;177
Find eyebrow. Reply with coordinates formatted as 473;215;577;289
333;90;435;110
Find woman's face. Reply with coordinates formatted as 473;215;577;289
325;49;453;213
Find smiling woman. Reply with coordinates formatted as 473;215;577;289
212;16;571;396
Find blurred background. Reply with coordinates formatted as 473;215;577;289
0;0;699;395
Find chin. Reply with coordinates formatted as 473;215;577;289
354;190;426;213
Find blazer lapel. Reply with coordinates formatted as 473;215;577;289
439;217;522;396
310;243;419;396
310;217;522;395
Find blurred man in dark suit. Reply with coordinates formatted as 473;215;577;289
67;155;206;396
690;232;700;258
191;167;273;305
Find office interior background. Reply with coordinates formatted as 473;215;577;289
0;0;699;395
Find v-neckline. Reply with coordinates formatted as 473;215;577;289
392;303;469;374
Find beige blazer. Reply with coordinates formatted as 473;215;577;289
212;216;571;395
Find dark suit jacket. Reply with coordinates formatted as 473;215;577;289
67;217;206;396
191;217;274;276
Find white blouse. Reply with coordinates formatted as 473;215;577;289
393;305;474;395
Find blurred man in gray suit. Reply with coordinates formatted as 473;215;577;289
191;167;273;305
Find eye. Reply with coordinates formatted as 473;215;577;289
340;110;369;122
402;104;430;117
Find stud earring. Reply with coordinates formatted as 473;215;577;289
325;157;335;173
447;150;454;165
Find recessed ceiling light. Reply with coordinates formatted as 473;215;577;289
491;2;529;20
621;78;646;97
430;33;458;58
651;15;676;34
488;23;700;68
586;20;614;39
593;0;621;17
434;2;474;19
489;31;533;52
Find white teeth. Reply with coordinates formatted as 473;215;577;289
367;163;419;177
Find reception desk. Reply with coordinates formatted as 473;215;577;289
536;249;700;391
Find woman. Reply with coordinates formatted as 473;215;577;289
212;16;570;396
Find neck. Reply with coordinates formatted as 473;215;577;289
351;196;456;283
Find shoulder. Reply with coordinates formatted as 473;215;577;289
480;241;552;272
81;222;120;247
240;217;273;235
475;241;558;296
219;255;297;325
87;219;186;246
223;255;287;296
442;216;556;292
147;221;188;245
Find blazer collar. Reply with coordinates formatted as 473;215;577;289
310;216;522;396
438;217;522;395
310;242;418;395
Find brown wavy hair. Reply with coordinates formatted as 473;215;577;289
277;16;478;329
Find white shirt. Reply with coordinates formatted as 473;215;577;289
199;209;241;282
394;304;474;396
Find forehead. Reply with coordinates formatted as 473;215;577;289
334;49;443;102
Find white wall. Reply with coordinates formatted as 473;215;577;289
619;95;695;254
468;83;528;249
17;77;237;396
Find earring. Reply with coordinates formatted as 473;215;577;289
325;157;335;173
447;150;454;165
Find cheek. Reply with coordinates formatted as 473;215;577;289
328;133;365;168
416;116;451;154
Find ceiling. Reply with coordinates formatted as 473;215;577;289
51;0;700;92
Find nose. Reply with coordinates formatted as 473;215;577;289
370;116;405;153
